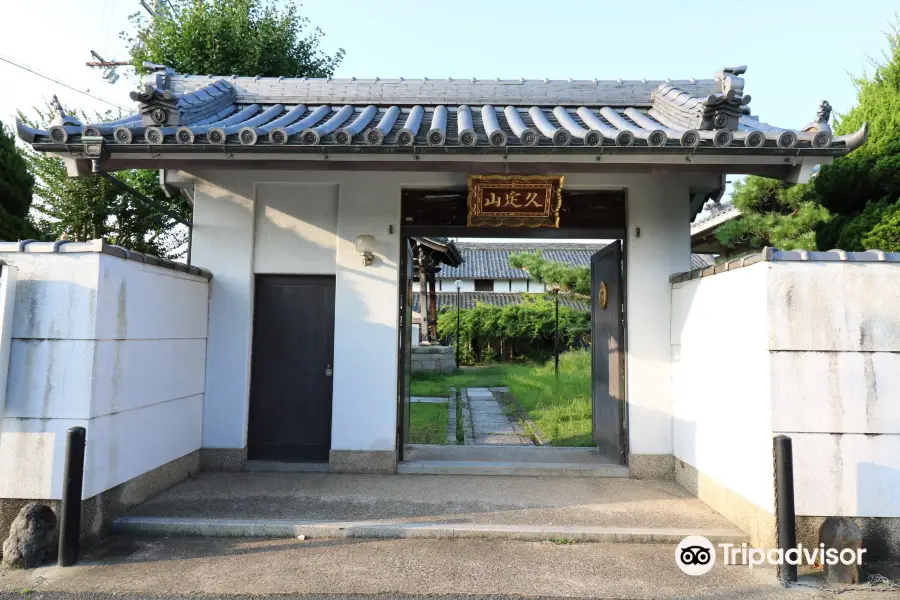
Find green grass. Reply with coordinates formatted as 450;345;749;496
410;366;510;398
505;351;592;447
408;402;449;445
409;351;592;447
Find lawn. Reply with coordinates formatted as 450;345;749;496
408;402;449;445
409;351;592;447
410;366;509;398
504;351;592;447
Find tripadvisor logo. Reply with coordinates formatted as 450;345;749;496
675;535;867;576
676;536;716;576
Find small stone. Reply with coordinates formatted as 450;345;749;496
819;516;863;585
297;535;306;540
2;503;57;569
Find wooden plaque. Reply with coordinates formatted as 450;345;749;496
467;175;563;228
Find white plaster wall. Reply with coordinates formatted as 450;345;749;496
253;182;338;274
626;176;692;457
0;252;209;499
0;265;18;421
187;171;707;460
671;264;774;512
510;280;530;292
456;279;475;292
190;170;470;453
192;181;255;448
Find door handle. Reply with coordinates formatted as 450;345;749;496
325;364;333;377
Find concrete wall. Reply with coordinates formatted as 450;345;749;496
671;256;900;554
0;249;209;500
186;170;698;471
767;261;900;521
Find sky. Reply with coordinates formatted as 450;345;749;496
2;0;897;133
0;0;897;236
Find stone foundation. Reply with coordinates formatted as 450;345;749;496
0;450;198;548
629;454;674;479
200;447;248;471
675;458;775;550
329;450;397;474
411;345;455;374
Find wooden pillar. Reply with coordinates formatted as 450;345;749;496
417;246;430;343
427;275;438;341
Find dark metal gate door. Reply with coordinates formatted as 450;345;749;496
397;240;414;459
591;240;626;463
248;275;335;462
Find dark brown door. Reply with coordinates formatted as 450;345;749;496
248;275;335;462
591;241;626;463
397;241;414;458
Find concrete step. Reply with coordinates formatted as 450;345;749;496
397;459;629;477
113;516;749;545
404;444;616;463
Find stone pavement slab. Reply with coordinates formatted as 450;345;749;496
465;387;532;446
2;537;893;599
121;472;742;531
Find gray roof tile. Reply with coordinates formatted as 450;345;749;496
413;291;589;313
16;66;867;156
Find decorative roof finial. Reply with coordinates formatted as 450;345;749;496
49;95;81;128
50;95;65;119
816;101;832;125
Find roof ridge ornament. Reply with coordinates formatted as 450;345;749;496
649;65;751;132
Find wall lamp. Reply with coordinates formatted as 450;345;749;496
355;234;376;266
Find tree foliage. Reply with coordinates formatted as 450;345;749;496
0;124;37;241
126;0;344;78
714;177;830;251
19;104;190;257
508;251;591;296
436;297;589;365
716;21;900;253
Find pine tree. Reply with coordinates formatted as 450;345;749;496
715;20;900;252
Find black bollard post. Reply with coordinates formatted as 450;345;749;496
774;435;797;583
58;426;86;567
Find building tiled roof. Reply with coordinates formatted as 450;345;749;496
437;242;717;279
439;243;606;280
691;202;740;237
17;64;867;157
690;253;717;270
413;291;589;313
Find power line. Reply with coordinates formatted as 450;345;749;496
0;54;129;112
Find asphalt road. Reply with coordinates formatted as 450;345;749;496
0;537;896;600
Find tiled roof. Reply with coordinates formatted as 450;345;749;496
670;247;900;283
0;239;212;278
439;242;606;280
691;201;740;237
436;242;716;279
17;64;867;156
412;291;589;313
690;253;717;270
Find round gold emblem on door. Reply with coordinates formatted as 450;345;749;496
598;281;608;309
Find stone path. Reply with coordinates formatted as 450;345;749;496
464;387;532;445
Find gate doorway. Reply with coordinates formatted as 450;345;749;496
248;275;336;462
397;188;627;468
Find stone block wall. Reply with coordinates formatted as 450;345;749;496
411;345;455;374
